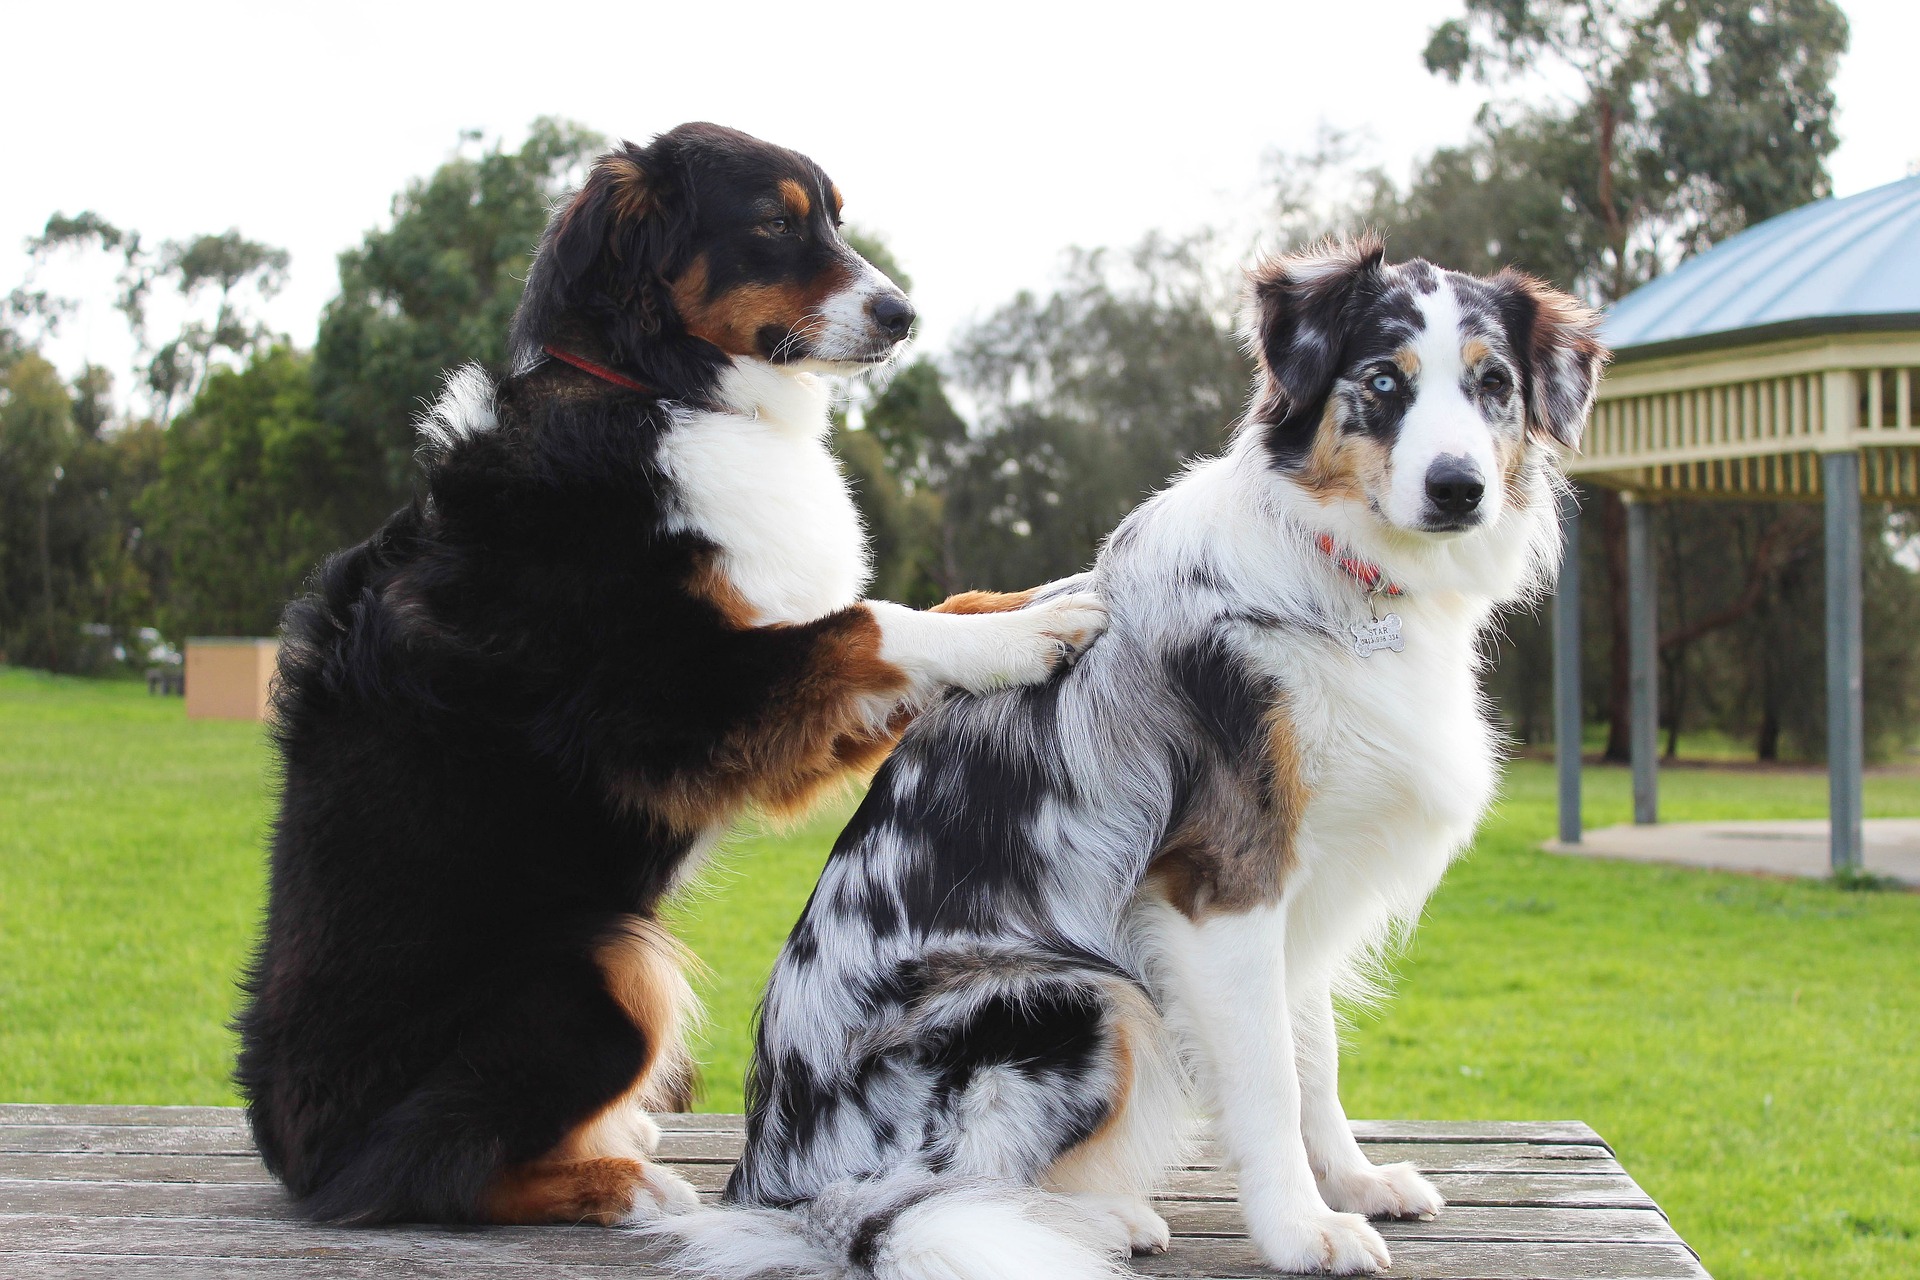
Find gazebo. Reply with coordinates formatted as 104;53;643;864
1553;174;1920;872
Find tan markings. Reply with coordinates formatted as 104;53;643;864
686;548;759;630
1042;980;1172;1199
1145;705;1307;921
1494;431;1530;510
801;588;1042;784
481;1156;650;1226
1045;1021;1135;1189
830;184;844;216
481;919;700;1225
671;254;855;357
777;178;812;219
1392;347;1421;379
1461;337;1491;368
1295;401;1388;506
601;155;651;221
928;588;1037;615
613;603;911;831
593;918;700;1117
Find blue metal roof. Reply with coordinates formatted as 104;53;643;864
1603;174;1920;358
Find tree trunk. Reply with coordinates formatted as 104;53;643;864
37;492;60;672
1757;705;1781;761
1596;93;1630;301
1663;651;1684;761
1601;489;1632;762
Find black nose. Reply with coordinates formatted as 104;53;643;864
1425;456;1485;518
870;293;915;340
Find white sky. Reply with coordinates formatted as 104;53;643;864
8;0;1918;401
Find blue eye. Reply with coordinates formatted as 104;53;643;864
1370;372;1399;395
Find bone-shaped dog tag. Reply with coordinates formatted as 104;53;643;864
1349;613;1404;657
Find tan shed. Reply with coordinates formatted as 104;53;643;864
185;637;279;721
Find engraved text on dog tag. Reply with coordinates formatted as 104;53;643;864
1349;613;1404;657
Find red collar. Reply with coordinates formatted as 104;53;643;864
542;345;658;396
1315;533;1403;597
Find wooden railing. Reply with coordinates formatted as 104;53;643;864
1576;342;1920;498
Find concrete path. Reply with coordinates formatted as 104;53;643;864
1546;819;1920;885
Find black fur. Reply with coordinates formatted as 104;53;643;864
235;123;912;1225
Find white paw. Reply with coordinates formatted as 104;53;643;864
968;592;1108;690
1074;1193;1172;1255
1250;1209;1391;1275
617;1164;702;1224
1320;1160;1445;1220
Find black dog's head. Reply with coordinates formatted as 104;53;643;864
1244;236;1607;535
510;123;913;394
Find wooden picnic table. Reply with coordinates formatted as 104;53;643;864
0;1104;1707;1278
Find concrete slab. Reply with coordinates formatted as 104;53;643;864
1545;818;1920;886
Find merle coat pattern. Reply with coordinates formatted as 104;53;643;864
653;238;1607;1279
233;123;1104;1228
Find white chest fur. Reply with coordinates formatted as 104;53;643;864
656;365;871;627
1243;603;1500;964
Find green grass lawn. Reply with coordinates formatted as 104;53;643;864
2;666;1915;1278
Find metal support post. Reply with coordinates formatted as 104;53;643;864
1626;496;1658;825
1823;450;1865;874
1553;488;1583;844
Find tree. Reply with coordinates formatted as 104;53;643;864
23;215;290;421
1420;0;1848;301
1401;0;1851;760
854;359;967;604
137;346;349;637
0;354;159;670
943;233;1252;591
310;118;604;529
0;354;77;665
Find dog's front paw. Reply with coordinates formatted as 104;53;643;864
1249;1209;1390;1275
1320;1160;1444;1220
616;1163;702;1224
978;592;1107;689
1028;592;1108;663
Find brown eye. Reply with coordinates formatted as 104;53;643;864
1480;368;1511;394
766;217;794;236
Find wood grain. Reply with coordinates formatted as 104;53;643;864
0;1107;1703;1278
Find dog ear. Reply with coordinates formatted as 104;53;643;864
547;144;695;341
1244;235;1385;434
1493;270;1608;450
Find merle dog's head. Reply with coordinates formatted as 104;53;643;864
1244;236;1606;535
510;123;913;392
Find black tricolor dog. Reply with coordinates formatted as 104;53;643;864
234;122;1103;1228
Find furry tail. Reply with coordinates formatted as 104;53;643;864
645;1172;1129;1280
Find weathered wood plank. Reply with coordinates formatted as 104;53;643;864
1155;1167;1657;1210
0;1109;1695;1277
0;1178;1683;1248
0;1105;1604;1146
2;1150;1655;1210
0;1215;676;1266
1164;1202;1685;1244
0;1256;653;1278
1131;1240;1707;1279
0;1153;278;1185
1176;1142;1620;1174
0;1105;241;1128
1348;1120;1605;1147
0;1126;260;1156
0;1217;1706;1280
0;1125;1618;1175
0;1125;746;1161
